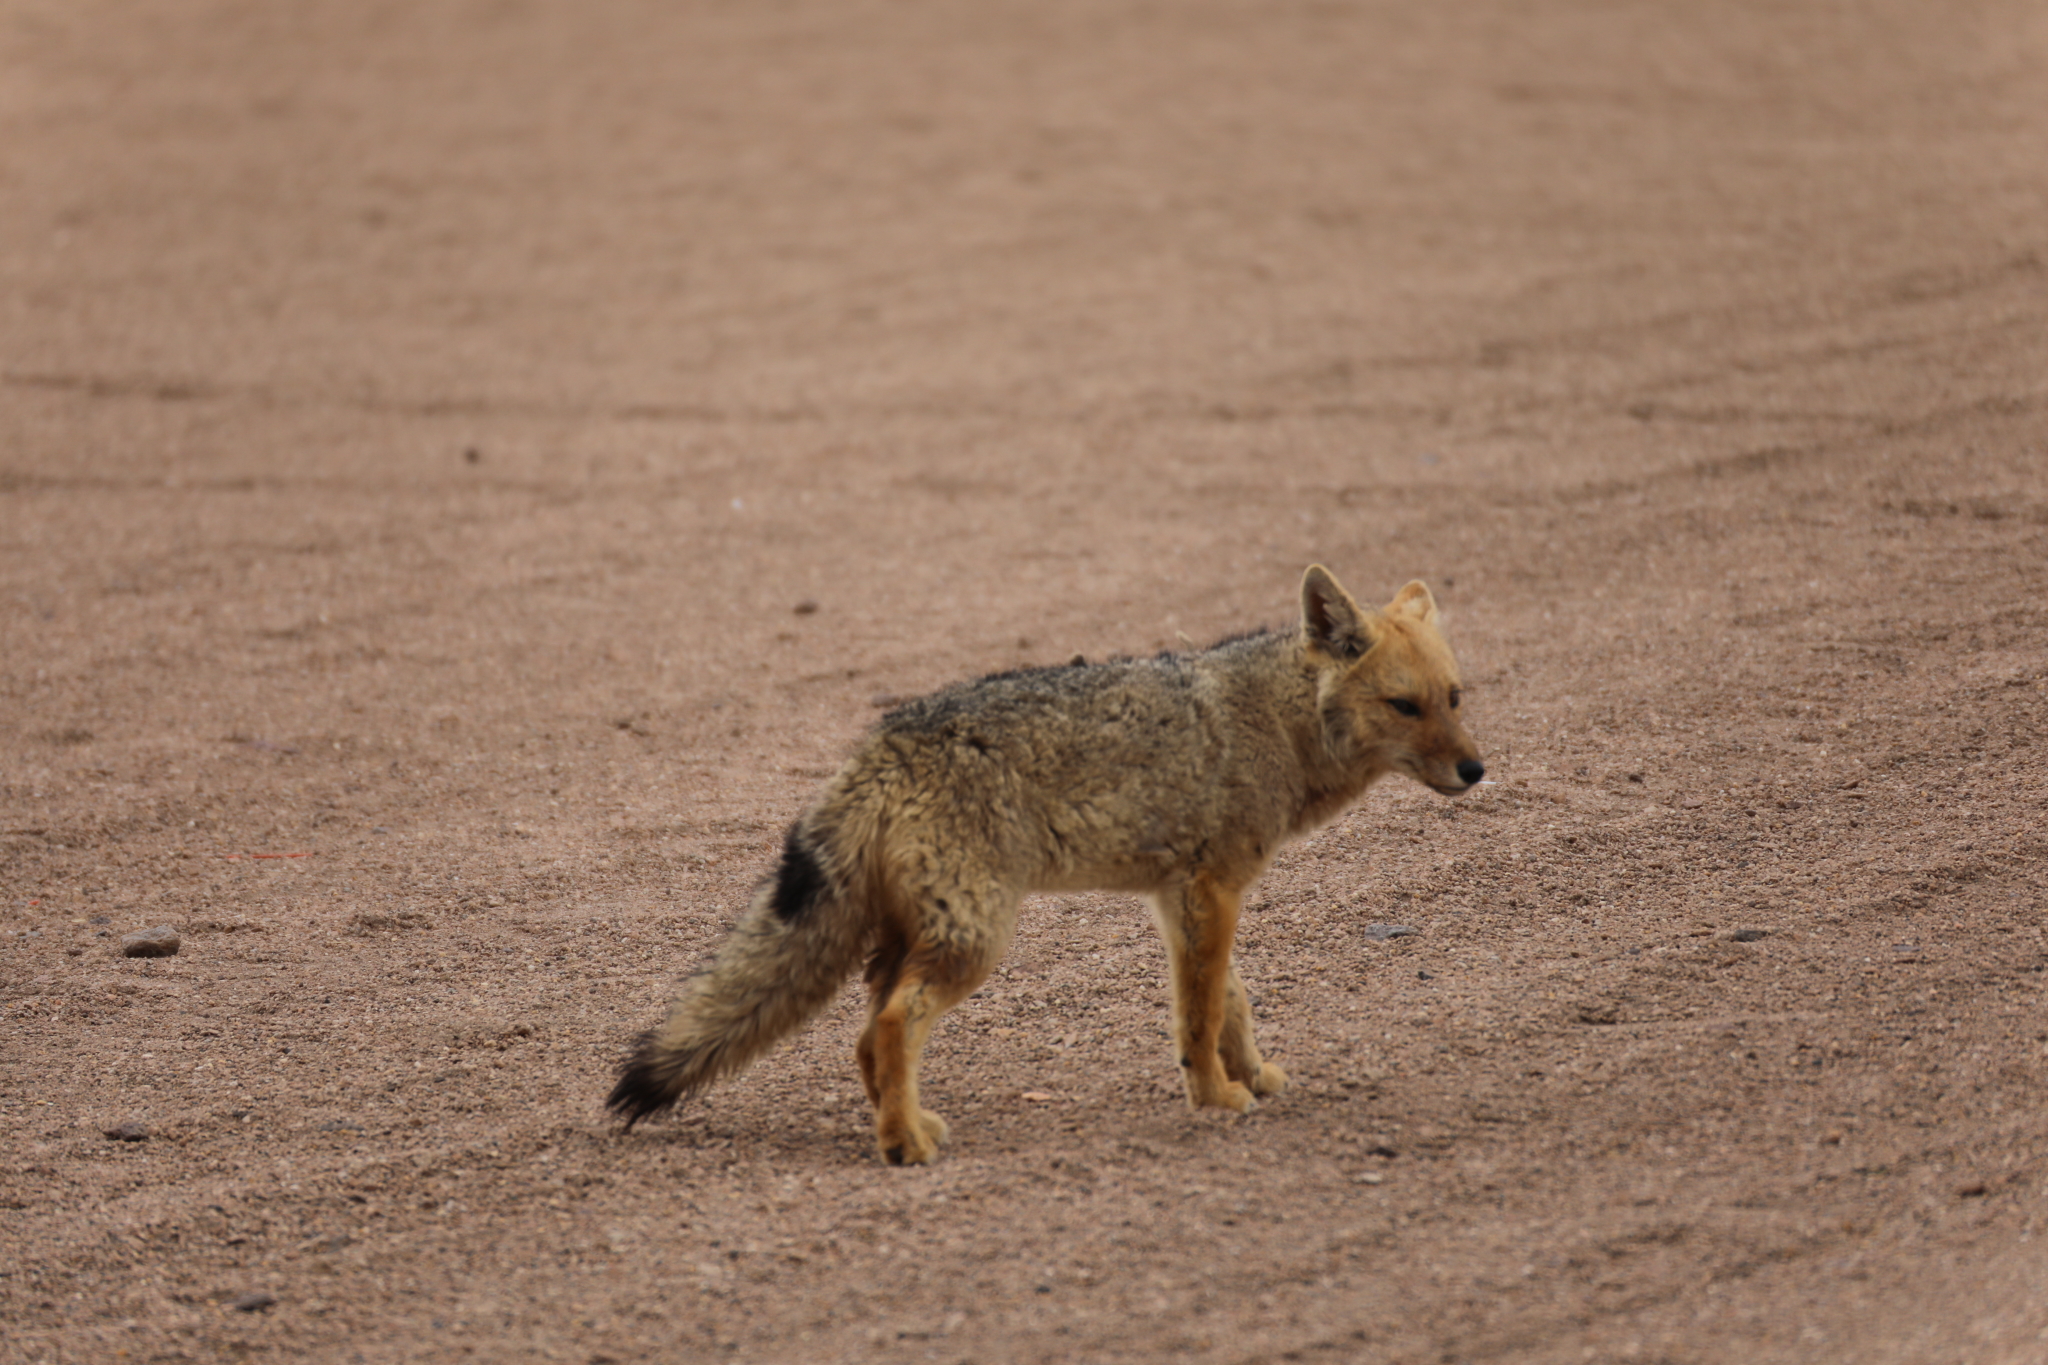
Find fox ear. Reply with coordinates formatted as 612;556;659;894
1301;565;1373;660
1387;580;1440;626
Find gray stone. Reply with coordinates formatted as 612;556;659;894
103;1121;149;1142
119;925;181;958
1362;923;1420;941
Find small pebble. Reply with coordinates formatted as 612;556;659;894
119;925;181;958
1363;924;1420;942
1714;928;1768;943
103;1121;149;1142
229;1291;278;1313
1352;1171;1385;1185
793;598;820;615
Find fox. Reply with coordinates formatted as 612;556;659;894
607;565;1483;1164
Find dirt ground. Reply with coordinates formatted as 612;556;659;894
4;1;2046;1361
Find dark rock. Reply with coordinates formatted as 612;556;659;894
103;1121;149;1142
1363;924;1420;941
229;1291;278;1312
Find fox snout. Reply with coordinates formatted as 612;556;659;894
1415;717;1485;795
1423;748;1484;796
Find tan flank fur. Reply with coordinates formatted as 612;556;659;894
607;566;1485;1164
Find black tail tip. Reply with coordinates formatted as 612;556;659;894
606;1048;683;1130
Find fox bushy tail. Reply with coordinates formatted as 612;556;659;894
607;822;868;1127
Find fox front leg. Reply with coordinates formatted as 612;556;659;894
1220;961;1288;1098
1156;875;1258;1114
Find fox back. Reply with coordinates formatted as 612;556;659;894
805;566;1481;897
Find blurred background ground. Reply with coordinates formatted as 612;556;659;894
2;1;2045;1361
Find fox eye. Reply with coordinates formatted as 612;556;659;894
1386;698;1422;718
1448;688;1463;709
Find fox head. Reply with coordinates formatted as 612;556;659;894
1299;565;1485;797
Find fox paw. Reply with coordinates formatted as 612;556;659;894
1249;1062;1289;1097
876;1109;949;1166
1186;1078;1257;1115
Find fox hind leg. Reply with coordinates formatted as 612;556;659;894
855;924;909;1111
861;955;976;1165
859;887;1015;1165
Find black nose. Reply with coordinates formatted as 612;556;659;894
1456;759;1486;786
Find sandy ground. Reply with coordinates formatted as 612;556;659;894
4;1;2047;1361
